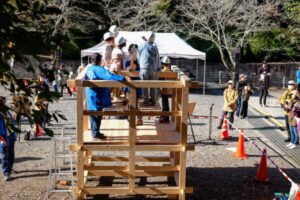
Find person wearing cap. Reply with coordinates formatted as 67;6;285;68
109;25;119;38
235;74;248;117
110;35;127;102
102;32;114;70
0;96;17;181
217;80;238;129
138;32;160;105
258;62;270;107
85;53;130;139
159;56;172;123
280;80;297;142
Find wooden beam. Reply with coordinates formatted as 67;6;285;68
91;156;170;162
82;186;193;195
118;71;178;79
77;80;182;88
87;170;175;177
83;110;181;116
83;144;129;151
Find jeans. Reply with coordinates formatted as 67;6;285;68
60;84;72;97
53;85;58;93
89;115;102;138
0;142;15;176
289;126;299;145
140;69;156;104
218;111;234;128
259;87;268;105
284;115;291;139
236;96;242;116
240;100;248;118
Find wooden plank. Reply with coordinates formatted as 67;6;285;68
84;165;179;171
91;156;170;162
82;186;193;195
84;145;129;151
118;71;178;79
77;80;182;88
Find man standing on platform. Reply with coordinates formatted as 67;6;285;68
85;53;130;139
138;32;160;105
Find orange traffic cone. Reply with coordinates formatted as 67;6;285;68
255;149;269;183
233;129;247;159
297;185;300;200
220;115;230;139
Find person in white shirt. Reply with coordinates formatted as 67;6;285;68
102;32;114;70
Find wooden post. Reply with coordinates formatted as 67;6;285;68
76;86;84;200
129;87;137;192
179;87;189;200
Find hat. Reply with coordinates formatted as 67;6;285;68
288;80;296;85
109;25;119;35
161;56;171;64
103;32;113;41
144;32;155;42
228;80;234;85
114;36;126;46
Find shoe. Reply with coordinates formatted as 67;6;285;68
289;144;296;149
286;143;293;147
284;138;291;142
3;174;10;181
92;134;106;140
159;117;170;124
217;126;221;129
136;119;143;126
59;97;64;100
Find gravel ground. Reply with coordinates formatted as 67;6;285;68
0;87;299;200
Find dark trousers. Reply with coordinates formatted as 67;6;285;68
218;111;234;128
0;142;15;176
161;95;170;120
259;87;268;105
298;83;300;92
89;115;102;138
236;96;242;116
240;100;248;118
53;85;59;93
284;115;291;139
60;84;72;97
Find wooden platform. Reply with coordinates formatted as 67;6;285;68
84;120;180;144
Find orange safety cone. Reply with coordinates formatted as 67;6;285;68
34;124;43;137
255;149;269;183
297;185;300;200
233;129;247;159
220;115;230;139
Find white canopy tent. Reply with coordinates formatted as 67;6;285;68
81;31;207;94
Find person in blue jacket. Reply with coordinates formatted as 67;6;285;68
296;65;300;92
85;53;130;139
0;96;17;181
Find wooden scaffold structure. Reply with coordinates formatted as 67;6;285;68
68;66;194;200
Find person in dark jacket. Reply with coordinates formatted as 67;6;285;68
258;62;270;107
240;83;253;119
59;64;73;98
85;53;130;139
0;96;17;181
235;74;247;117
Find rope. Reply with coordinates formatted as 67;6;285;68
225;117;296;185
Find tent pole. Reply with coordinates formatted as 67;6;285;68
196;59;199;81
203;58;206;95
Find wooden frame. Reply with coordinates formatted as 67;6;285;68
68;66;192;200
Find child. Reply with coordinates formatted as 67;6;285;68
286;90;299;149
240;83;253;119
159;56;172;123
0;96;17;181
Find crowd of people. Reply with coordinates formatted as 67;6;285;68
83;25;172;139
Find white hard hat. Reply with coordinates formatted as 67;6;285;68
103;32;113;41
228;80;234;84
161;56;171;64
114;35;126;46
144;32;155;42
288;80;296;85
109;25;119;35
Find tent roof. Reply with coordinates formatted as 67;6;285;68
81;31;206;60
